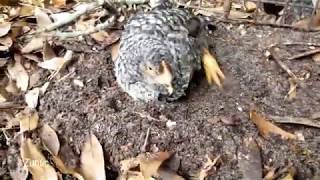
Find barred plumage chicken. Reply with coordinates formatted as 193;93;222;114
114;1;225;102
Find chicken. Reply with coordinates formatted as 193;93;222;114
114;1;225;102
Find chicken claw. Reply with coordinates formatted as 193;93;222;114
202;48;225;89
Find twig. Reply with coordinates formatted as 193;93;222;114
288;48;320;60
0;102;24;109
269;115;320;128
268;47;298;80
47;16;116;38
35;0;110;34
282;42;320;47
140;127;150;153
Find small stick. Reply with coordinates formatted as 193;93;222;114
140;127;150;153
288;48;320;60
47;16;116;38
269;115;320;128
282;42;320;47
35;0;109;34
269;47;298;80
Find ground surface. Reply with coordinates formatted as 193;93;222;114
30;23;320;180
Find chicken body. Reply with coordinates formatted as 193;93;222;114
115;7;203;102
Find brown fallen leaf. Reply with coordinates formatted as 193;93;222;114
139;151;171;178
34;7;52;28
40;124;60;156
80;134;106;180
38;50;72;71
20;138;58;180
91;30;121;46
7;54;29;92
21;37;44;53
111;41;120;61
19;5;35;17
5;78;20;94
17;108;39;133
244;1;256;13
52;0;67;8
0;22;11;37
249;108;297;140
25;87;40;109
292;13;320;30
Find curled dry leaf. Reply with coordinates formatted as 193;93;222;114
0;22;11;37
20;138;58;180
25;87;40;109
7;54;29;92
38;50;73;71
40;124;60;156
34;7;52;28
17;108;39;133
249;109;297;140
80;134;106;180
40;82;50;94
21;37;44;53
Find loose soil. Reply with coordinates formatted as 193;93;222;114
5;24;320;179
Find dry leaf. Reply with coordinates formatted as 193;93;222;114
19;5;35;17
80;134;106;180
38;50;72;70
312;53;320;63
52;156;84;180
195;7;251;19
40;124;60;156
199;155;220;180
21;37;44;53
7;54;29;91
0;36;13;48
0;95;6;103
90;31;109;42
244;1;256;12
5;78;20;94
20;138;58;180
249;109;297;140
43;41;56;61
139;151;171;178
111;41;120;61
52;0;67;8
0;22;11;37
17;108;39;133
34;7;52;28
25;88;40;109
292;13;320;30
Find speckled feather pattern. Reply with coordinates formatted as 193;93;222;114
115;8;203;101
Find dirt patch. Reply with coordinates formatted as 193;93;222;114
35;24;320;179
